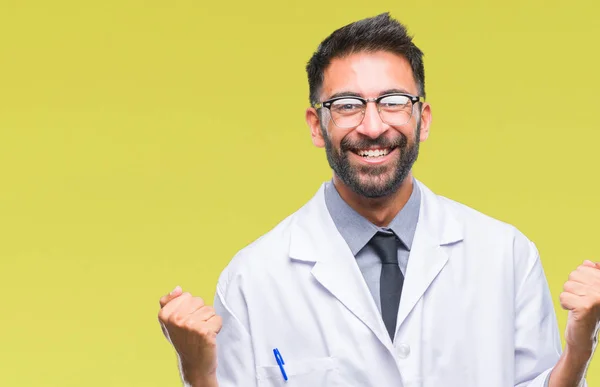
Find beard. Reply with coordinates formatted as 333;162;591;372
321;121;420;198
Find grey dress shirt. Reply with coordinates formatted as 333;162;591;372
324;179;421;313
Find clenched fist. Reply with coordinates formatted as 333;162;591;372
560;260;600;354
158;286;222;387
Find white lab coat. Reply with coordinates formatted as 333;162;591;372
213;179;566;386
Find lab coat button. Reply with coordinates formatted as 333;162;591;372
397;343;411;359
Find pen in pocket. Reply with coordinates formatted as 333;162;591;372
273;348;288;381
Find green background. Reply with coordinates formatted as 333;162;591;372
1;1;599;385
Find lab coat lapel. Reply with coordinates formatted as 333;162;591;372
289;184;394;352
396;180;464;331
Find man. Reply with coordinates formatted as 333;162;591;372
158;13;599;386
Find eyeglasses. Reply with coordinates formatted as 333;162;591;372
312;93;422;129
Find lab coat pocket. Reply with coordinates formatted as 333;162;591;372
256;356;340;386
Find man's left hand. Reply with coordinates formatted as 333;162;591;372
560;260;600;355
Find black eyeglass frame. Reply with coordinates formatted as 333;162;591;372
311;93;423;128
312;93;422;110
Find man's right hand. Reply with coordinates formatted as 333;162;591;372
158;286;222;387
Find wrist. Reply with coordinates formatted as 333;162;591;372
548;345;592;387
181;371;218;387
179;359;218;387
563;343;593;366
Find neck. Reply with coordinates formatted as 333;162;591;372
333;173;414;227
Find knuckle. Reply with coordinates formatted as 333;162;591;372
568;271;578;281
194;296;205;306
563;281;574;292
171;312;185;325
196;325;209;337
214;314;223;325
559;292;568;302
185;318;196;329
212;315;223;334
206;330;218;343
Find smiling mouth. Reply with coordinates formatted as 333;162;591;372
351;147;396;159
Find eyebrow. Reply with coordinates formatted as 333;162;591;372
326;88;413;100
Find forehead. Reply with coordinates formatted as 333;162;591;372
321;51;418;99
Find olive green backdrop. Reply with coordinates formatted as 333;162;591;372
1;1;599;385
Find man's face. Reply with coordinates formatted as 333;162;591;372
306;51;432;198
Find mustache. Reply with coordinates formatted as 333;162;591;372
340;134;408;152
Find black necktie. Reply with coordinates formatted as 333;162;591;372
369;231;404;341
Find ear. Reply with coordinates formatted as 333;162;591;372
418;102;432;142
306;107;326;148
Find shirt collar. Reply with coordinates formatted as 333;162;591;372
324;178;421;256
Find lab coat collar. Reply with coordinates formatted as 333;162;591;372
289;178;464;350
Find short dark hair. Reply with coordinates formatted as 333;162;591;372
305;12;425;105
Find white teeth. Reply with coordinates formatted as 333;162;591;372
357;148;390;157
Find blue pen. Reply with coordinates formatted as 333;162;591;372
273;348;288;381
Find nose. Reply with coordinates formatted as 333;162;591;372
354;102;389;139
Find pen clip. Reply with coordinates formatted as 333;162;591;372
274;348;284;365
